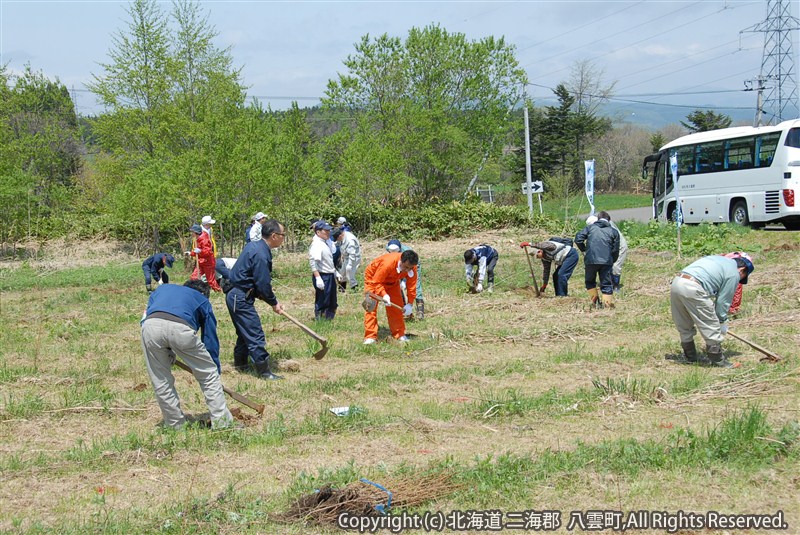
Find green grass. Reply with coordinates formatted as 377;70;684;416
1;225;798;532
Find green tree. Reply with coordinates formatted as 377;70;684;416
680;110;732;133
649;132;666;153
323;24;527;200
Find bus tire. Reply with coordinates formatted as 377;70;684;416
730;201;749;226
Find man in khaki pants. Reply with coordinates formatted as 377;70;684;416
670;255;754;368
141;279;234;429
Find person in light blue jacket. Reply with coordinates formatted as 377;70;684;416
670;255;754;367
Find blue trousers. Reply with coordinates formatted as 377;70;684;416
225;287;271;366
313;272;338;320
553;249;579;296
584;264;614;295
143;267;168;286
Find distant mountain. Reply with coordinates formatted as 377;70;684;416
598;101;756;130
529;96;757;130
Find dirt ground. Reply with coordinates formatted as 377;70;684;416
1;229;798;533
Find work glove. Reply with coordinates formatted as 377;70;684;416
720;323;729;335
193;248;201;254
335;271;343;282
383;294;392;307
403;303;413;316
466;275;474;286
539;284;547;293
315;276;325;290
520;242;531;248
158;279;164;286
476;283;483;293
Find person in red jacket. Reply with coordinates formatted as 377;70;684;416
187;224;222;292
362;249;419;344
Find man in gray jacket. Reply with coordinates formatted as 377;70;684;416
574;211;620;308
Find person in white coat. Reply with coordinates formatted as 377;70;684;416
332;227;362;292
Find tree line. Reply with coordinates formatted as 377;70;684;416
0;0;733;253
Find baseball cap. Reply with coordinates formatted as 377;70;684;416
201;215;215;225
739;257;754;284
386;239;402;252
314;220;333;231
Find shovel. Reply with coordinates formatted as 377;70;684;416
280;311;329;360
173;359;265;415
522;245;541;297
727;330;783;363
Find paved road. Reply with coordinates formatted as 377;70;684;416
579;206;652;223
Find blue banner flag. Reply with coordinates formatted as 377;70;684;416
669;152;682;227
584;160;595;215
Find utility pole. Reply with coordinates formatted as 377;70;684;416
741;0;800;125
523;103;533;214
744;75;768;126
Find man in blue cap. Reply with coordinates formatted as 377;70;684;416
141;252;175;292
670;254;754;367
386;239;425;319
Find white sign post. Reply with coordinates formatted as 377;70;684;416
521;181;544;214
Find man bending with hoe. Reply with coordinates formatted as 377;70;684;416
362;249;419;344
140;280;235;430
670;254;754;368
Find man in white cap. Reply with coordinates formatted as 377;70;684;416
247;212;268;243
201;215;218;258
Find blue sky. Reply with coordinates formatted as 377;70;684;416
0;1;792;119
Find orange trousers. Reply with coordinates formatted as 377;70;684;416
364;284;405;340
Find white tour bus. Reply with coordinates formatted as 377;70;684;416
642;119;800;230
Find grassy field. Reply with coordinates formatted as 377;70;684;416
1;225;798;534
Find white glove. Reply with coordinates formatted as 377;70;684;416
720;323;729;335
158;279;164;286
315;276;325;290
335;271;343;282
383;294;392;307
476;283;483;293
403;304;413;316
193;248;201;254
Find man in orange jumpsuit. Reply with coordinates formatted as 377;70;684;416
363;249;419;344
188;224;222;292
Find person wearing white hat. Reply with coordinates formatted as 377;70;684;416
336;216;352;233
201;215;218;258
247;212;268;243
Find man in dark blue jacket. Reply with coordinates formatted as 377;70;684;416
141;253;175;292
575;211;620;308
464;244;499;293
226;219;285;380
140;280;234;429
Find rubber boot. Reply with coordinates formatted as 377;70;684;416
601;293;615;309
588;287;600;308
487;283;494;294
415;299;425;320
233;353;249;371
146;284;153;292
612;274;621;294
254;360;283;380
706;343;732;368
680;341;699;363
